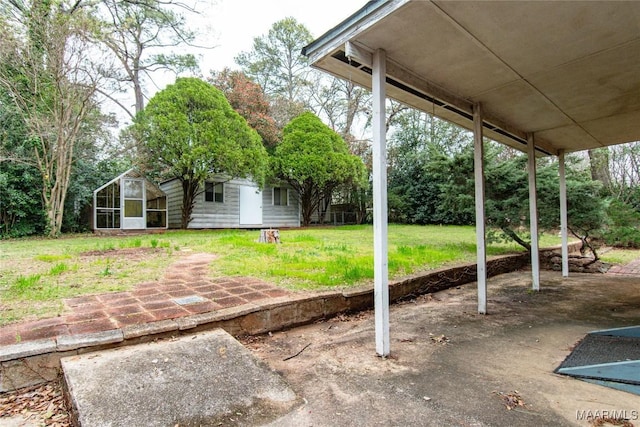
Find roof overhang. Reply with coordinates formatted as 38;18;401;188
303;0;640;156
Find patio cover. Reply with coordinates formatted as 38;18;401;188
303;0;640;155
303;0;640;356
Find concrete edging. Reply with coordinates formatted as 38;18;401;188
0;243;581;392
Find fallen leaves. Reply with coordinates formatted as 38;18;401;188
332;310;373;323
494;390;527;411
429;333;449;344
0;381;70;426
590;417;635;427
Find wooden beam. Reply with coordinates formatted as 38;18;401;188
345;41;372;67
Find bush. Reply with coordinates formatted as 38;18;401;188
601;199;640;248
602;226;640;248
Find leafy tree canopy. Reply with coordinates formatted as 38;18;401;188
434;143;607;254
235;17;312;127
135;77;268;228
0;0;106;237
271;112;366;226
209;68;280;150
0;89;45;237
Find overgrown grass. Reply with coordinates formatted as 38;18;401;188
0;225;565;325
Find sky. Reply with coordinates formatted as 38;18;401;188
193;0;367;75
111;0;367;128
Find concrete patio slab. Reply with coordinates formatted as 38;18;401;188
61;329;298;426
244;271;640;427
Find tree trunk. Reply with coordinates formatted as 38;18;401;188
301;204;313;227
588;148;611;188
180;179;199;229
40;135;74;237
569;227;599;261
300;184;318;227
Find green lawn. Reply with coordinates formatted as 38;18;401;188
600;247;640;265
0;225;561;325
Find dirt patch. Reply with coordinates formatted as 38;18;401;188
80;247;165;260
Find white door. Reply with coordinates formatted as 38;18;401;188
122;178;146;229
239;185;263;225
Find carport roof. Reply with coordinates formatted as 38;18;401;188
303;0;640;156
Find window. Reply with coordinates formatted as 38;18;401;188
123;179;143;198
95;182;121;228
146;194;167;228
273;187;288;206
205;182;224;203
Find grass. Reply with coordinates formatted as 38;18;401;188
0;225;566;325
600;247;640;265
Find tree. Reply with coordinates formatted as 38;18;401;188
605;142;640;206
309;77;369;139
235;17;313;126
235;17;312;102
271;112;366;226
564;179;606;259
387;111;474;224
61;110;124;233
0;90;45;237
135;77;268;228
96;0;200;120
209;68;280;150
435;142;607;255
588;147;611;189
304;76;374;224
0;0;105;237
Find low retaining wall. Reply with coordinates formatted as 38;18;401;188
0;245;580;392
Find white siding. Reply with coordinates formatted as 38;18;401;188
160;177;300;229
162;179;184;229
190;178;240;228
263;186;300;228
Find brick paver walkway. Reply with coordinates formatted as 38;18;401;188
606;257;640;276
0;253;288;346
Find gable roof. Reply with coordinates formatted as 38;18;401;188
94;169;165;198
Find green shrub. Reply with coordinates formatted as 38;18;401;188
602;200;640;248
602;226;640;248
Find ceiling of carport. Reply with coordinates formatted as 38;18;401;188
303;0;640;156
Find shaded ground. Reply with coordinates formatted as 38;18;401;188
241;270;640;427
0;382;69;426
